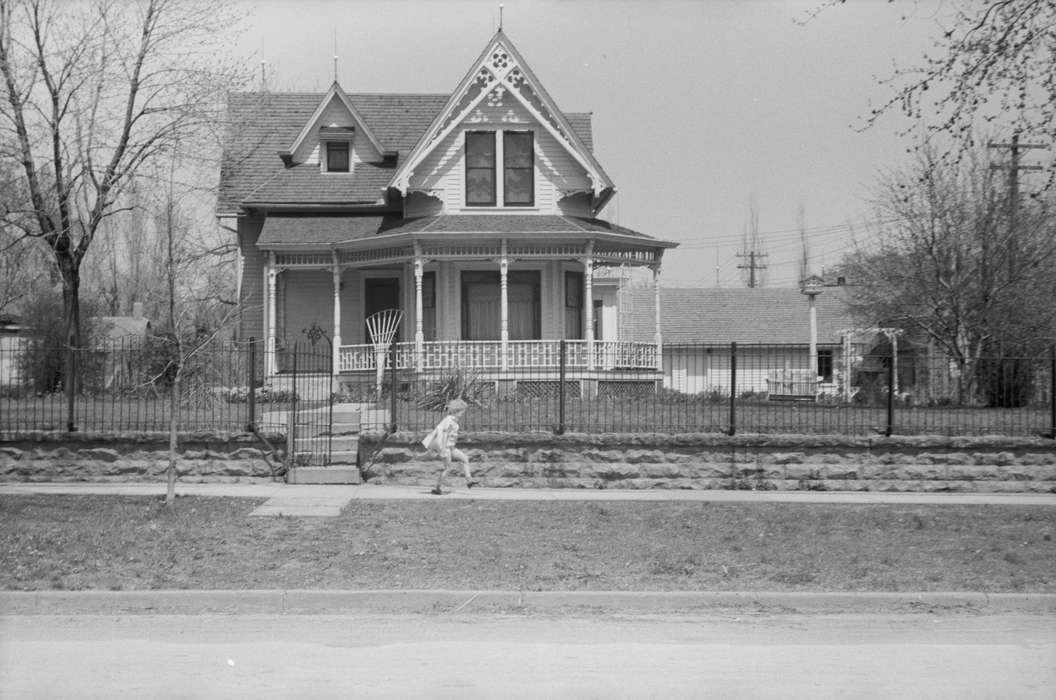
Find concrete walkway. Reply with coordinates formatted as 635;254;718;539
2;482;1055;517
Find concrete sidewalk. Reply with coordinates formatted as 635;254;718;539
3;588;1055;616
2;481;1055;517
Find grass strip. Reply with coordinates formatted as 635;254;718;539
2;495;1053;593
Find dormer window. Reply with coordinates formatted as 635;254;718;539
319;126;355;173
465;129;534;207
326;141;350;172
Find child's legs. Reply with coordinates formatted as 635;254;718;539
434;450;452;488
450;447;471;479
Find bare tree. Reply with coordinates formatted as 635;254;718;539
823;0;1055;169
841;144;1056;403
0;0;243;351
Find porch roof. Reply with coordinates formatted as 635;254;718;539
258;214;678;249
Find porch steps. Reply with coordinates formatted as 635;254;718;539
287;405;363;485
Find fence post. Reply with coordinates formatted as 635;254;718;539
388;341;398;433
885;346;895;437
1049;344;1055;439
247;338;257;432
286;343;298;470
555;339;566;435
728;342;737;436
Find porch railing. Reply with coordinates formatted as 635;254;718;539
336;340;658;372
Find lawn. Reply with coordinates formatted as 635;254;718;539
2;495;1053;593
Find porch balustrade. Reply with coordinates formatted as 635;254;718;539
336;340;658;373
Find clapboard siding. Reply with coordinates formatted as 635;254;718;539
238;217;266;342
409;98;590;214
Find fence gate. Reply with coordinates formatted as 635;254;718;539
282;341;335;467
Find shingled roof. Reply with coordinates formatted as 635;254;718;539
218;91;595;216
624;287;857;345
256;214;668;247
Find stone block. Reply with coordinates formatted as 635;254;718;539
897;464;947;480
820;465;859;480
947;464;997;480
768;452;806;465
0;447;24;461
78;448;121;463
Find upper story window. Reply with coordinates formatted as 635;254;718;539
319;126;355;173
465;130;534;207
503;131;534;206
326;141;350;172
465;131;496;206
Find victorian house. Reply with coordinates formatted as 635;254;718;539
218;30;677;398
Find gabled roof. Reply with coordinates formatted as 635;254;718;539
218;93;595;216
281;81;388;162
387;29;615;214
624;287;857;345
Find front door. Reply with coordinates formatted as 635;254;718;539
364;278;401;342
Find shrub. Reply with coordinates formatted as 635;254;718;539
415;367;490;412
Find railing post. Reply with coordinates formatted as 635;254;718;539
247;338;257;432
556;339;566;435
389;341;398;433
885;346;895;437
728;342;737;436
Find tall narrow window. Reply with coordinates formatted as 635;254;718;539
465;131;496;206
327;142;350;172
503;131;534;206
422;271;436;341
564;271;583;339
817;348;834;382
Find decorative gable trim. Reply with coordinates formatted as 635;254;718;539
388;30;614;213
280;82;390;166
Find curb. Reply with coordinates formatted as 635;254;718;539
2;589;1055;616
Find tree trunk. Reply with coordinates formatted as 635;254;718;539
166;368;180;506
59;253;81;431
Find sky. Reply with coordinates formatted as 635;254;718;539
235;0;958;287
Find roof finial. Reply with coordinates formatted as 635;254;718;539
499;3;504;31
332;29;338;83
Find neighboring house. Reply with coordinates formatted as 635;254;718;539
218;30;677;397
0;315;26;388
88;308;153;390
621;286;864;398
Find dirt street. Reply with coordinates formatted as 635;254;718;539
1;611;1053;699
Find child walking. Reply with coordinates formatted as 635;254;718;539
422;398;478;495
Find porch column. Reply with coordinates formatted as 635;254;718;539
652;262;663;372
582;243;594;370
266;251;278;376
500;240;509;371
414;244;424;372
331;250;342;375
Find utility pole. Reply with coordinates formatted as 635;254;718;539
736;250;768;288
989;133;1047;278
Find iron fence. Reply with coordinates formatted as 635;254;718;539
1;336;1053;439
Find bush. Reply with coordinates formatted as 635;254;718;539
17;293;101;394
415;367;490;412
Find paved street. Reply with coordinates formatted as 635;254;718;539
2;611;1054;699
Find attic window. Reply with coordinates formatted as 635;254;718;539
320;126;354;173
326;142;350;172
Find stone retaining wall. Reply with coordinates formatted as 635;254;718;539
0;432;281;482
3;430;1054;492
361;432;1056;493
